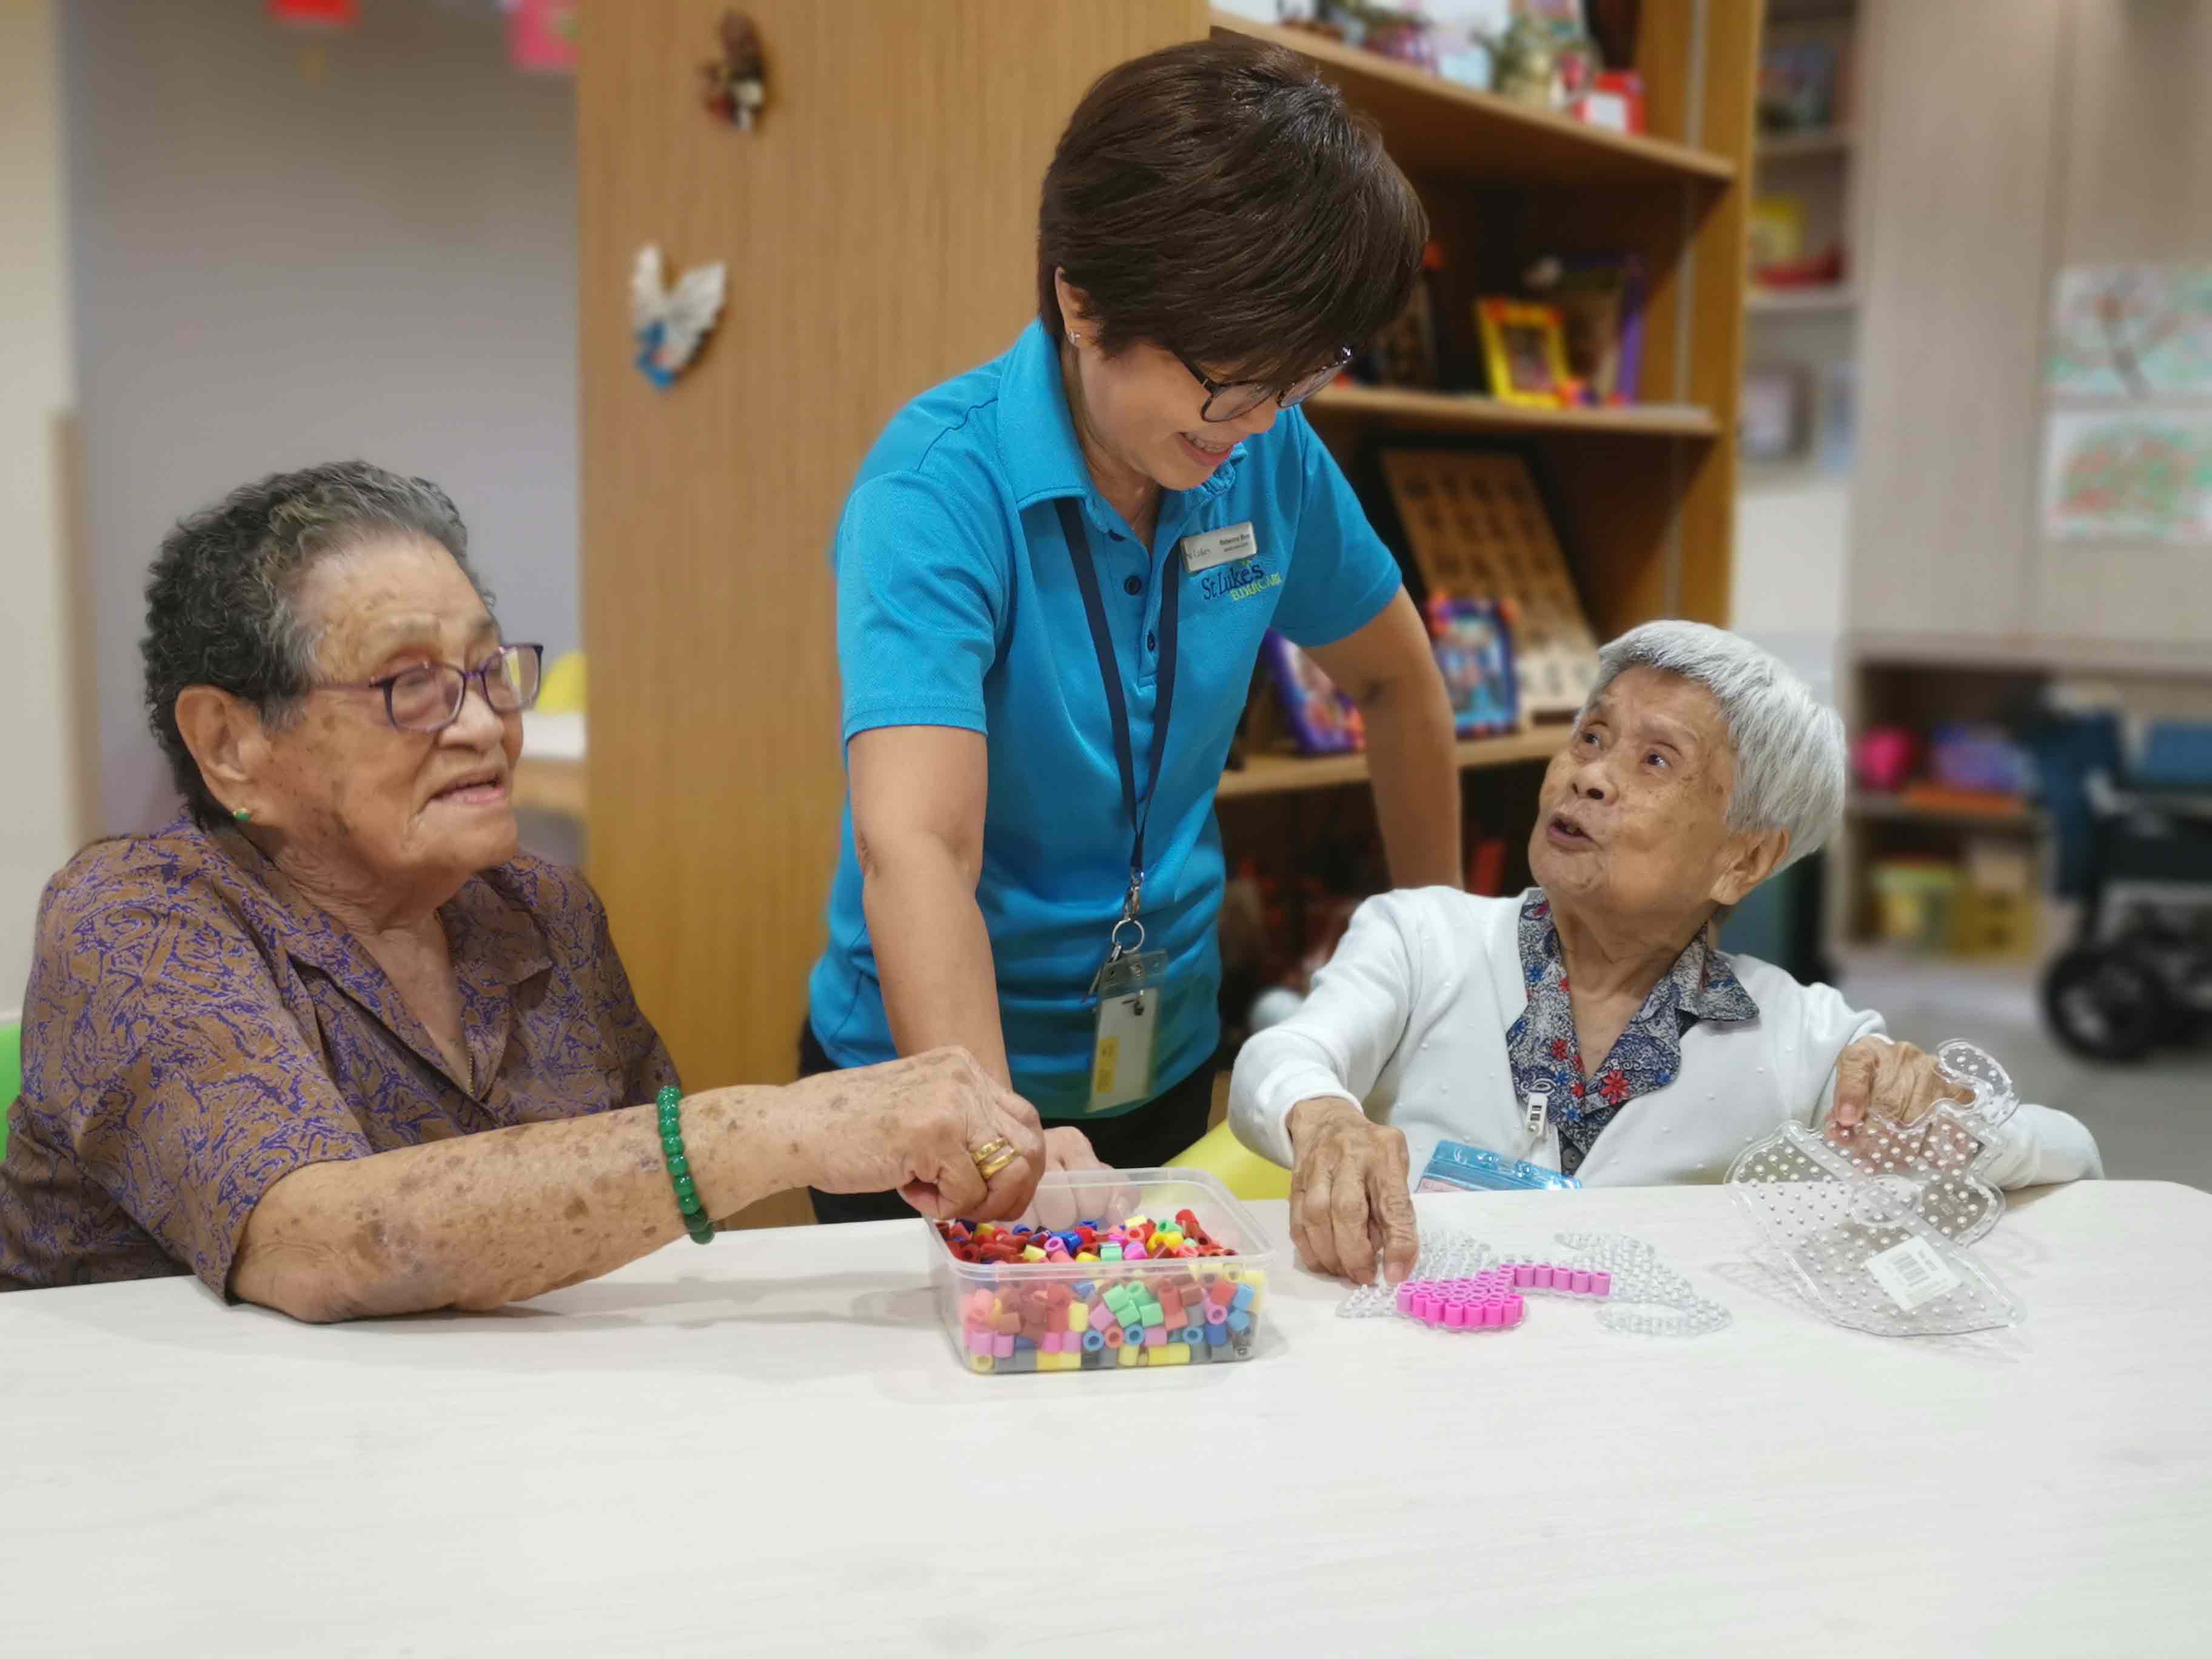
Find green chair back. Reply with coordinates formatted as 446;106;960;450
0;1017;19;1161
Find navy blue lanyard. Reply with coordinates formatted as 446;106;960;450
1056;497;1180;918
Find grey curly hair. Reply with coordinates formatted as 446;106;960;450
141;461;484;825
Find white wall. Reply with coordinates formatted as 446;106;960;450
0;0;85;1011
1849;0;2212;649
1732;476;1848;705
62;0;581;834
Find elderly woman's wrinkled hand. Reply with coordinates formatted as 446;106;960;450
1830;1036;1973;1131
797;1047;1047;1222
1287;1096;1417;1287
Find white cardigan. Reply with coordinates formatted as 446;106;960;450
1230;888;2103;1191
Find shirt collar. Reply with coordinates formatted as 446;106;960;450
994;320;1248;528
1518;888;1759;1028
190;815;552;1091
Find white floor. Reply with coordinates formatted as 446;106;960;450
1837;949;2211;1191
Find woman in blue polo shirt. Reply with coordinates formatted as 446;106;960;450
803;37;1463;1221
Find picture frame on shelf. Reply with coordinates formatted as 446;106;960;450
1426;596;1523;738
1262;632;1367;756
1475;298;1575;407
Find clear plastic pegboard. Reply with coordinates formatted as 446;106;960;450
1338;1232;1497;1318
1809;1039;2021;1248
1553;1232;1731;1338
1341;1229;1729;1338
1728;1128;2024;1336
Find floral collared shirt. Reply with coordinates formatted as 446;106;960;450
1506;889;1760;1175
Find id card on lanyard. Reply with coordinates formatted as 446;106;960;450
1057;498;1180;1114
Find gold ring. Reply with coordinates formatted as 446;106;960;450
970;1138;1017;1180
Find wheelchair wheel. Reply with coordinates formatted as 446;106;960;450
2042;945;2167;1063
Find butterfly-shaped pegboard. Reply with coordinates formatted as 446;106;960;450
1726;1041;2026;1336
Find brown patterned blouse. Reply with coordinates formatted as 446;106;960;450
0;817;678;1295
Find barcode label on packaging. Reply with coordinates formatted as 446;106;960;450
1865;1237;1963;1311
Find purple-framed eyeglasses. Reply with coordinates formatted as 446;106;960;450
315;643;545;733
1172;344;1353;423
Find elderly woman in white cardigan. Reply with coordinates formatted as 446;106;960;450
1232;622;2103;1284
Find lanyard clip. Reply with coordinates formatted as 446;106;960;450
1122;873;1144;923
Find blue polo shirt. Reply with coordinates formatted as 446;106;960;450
808;321;1403;1119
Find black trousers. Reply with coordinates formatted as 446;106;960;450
799;1022;1218;1224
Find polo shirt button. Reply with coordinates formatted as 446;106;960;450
1147;631;1158;651
1122;575;1142;596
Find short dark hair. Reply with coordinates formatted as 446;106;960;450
1036;36;1427;386
141;461;482;825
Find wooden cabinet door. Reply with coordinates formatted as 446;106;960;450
577;1;1205;1148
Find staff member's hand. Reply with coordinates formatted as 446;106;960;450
792;1047;1045;1221
1286;1096;1416;1287
1829;1036;1973;1132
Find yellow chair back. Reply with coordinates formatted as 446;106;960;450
1166;1118;1292;1202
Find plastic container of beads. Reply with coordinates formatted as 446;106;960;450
924;1168;1273;1376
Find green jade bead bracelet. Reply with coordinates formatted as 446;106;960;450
657;1085;717;1245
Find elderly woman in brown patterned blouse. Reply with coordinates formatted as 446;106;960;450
0;463;1045;1317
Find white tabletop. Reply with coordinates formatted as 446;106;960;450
5;1181;2210;1657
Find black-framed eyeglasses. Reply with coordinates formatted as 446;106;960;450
316;643;544;733
1173;344;1352;423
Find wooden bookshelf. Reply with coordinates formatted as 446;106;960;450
1220;728;1564;802
1757;127;1854;159
576;1;1760;1141
1310;381;1721;440
1848;792;2044;832
1748;285;1858;315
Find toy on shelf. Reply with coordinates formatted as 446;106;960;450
1356;240;1446;389
1853;726;1919;794
1927;722;2036;798
1757;39;1840;133
1426;597;1522;738
1262;632;1366;756
1525;253;1646;405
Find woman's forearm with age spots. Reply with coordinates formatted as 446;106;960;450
230;1087;806;1321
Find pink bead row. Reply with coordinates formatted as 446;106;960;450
1393;1262;1611;1334
1500;1261;1612;1298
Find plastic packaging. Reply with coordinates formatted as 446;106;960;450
1415;1139;1581;1195
1725;1042;2026;1336
925;1169;1273;1376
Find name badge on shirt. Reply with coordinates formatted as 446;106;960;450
1087;949;1167;1113
1180;522;1258;574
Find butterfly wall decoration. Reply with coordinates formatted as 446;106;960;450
629;245;727;389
